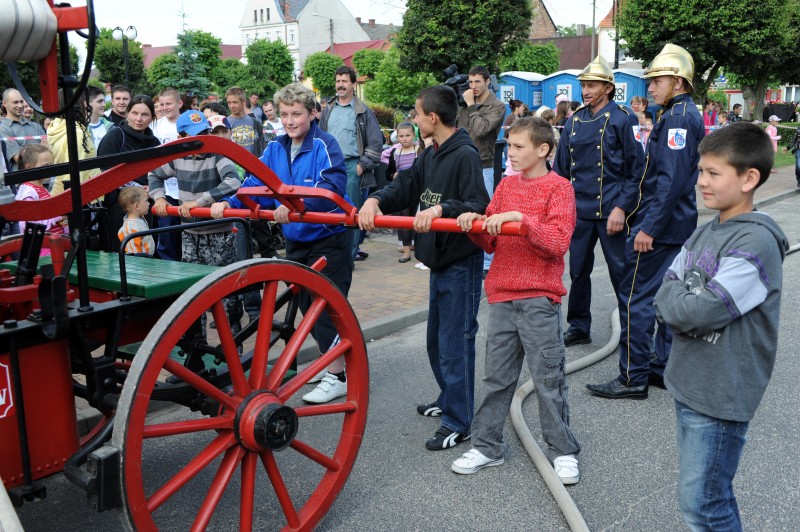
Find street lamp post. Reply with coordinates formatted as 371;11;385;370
112;25;138;86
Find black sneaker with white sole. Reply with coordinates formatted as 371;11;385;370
425;427;470;450
416;402;442;417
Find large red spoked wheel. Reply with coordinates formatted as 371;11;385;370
112;259;368;531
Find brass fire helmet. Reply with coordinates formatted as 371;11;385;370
643;43;695;90
577;54;615;85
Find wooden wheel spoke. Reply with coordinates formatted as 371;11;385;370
294;401;357;418
289;438;340;471
239;452;257;532
211;300;250;397
164;358;239;411
260;451;300;528
146;433;235;513
277;339;352;401
264;296;327;391
190;446;246;532
249;280;279;390
143;416;233;439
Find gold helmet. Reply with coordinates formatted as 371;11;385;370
578;55;615;85
643;43;695;89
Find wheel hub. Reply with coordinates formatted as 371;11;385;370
235;392;298;451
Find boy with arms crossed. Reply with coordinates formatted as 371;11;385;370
654;123;787;530
452;117;581;483
359;86;489;450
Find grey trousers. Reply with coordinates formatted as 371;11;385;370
472;297;580;460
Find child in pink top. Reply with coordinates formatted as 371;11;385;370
766;115;781;152
385;122;423;263
451;116;581;484
14;144;66;256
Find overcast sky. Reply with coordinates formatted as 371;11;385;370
72;0;613;64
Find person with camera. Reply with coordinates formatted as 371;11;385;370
553;55;645;348
455;66;506;277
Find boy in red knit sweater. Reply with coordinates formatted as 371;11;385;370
451;116;582;484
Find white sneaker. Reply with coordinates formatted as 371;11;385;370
306;367;327;384
414;262;430;271
451;449;504;475
553;454;580;485
302;374;347;404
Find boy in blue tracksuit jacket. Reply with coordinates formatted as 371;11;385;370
212;83;353;405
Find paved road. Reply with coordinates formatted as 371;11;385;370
15;195;800;531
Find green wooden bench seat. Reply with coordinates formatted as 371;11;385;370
1;250;218;298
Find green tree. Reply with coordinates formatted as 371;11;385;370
146;54;180;93
499;42;560;75
364;46;436;107
184;30;223;77
93;27;145;88
618;0;800;108
353;49;386;79
245;39;294;96
157;31;211;96
557;24;595;37
303;52;344;97
396;0;532;75
211;58;250;92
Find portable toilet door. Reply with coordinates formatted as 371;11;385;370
498;71;546;112
612;68;647;107
541;70;582;108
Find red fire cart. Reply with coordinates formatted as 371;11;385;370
0;2;526;530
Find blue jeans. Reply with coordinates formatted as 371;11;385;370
482;167;495;271
675;401;748;532
426;251;483;434
794;151;800;182
344;158;362;260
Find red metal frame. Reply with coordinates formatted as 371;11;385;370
0;135;527;237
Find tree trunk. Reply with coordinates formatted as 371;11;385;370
752;74;770;123
741;84;755;121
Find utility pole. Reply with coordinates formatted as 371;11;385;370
590;0;596;59
329;19;335;55
613;0;620;68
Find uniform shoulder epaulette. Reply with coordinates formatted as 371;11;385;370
617;104;631;115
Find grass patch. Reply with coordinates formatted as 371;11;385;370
774;150;795;168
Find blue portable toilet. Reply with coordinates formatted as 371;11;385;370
612;68;647;107
541;70;582;108
497;71;546;111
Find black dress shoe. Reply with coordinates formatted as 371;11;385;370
586;379;648;399
563;330;591;347
357;250;369;258
648;373;667;390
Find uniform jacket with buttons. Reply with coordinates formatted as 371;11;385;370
628;93;703;244
553;100;644;220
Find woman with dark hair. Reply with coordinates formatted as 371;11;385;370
554;100;571;128
97;95;161;251
180;92;198;113
48;88;101;195
502;99;525;139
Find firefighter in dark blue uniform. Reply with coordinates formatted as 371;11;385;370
554;55;644;347
587;44;704;399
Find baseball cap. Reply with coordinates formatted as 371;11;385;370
208;114;231;131
768;115;781;122
176;110;210;136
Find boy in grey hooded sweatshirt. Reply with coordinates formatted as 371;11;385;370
654;122;788;531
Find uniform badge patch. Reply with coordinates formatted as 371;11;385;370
668;128;687;150
633;125;642;143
